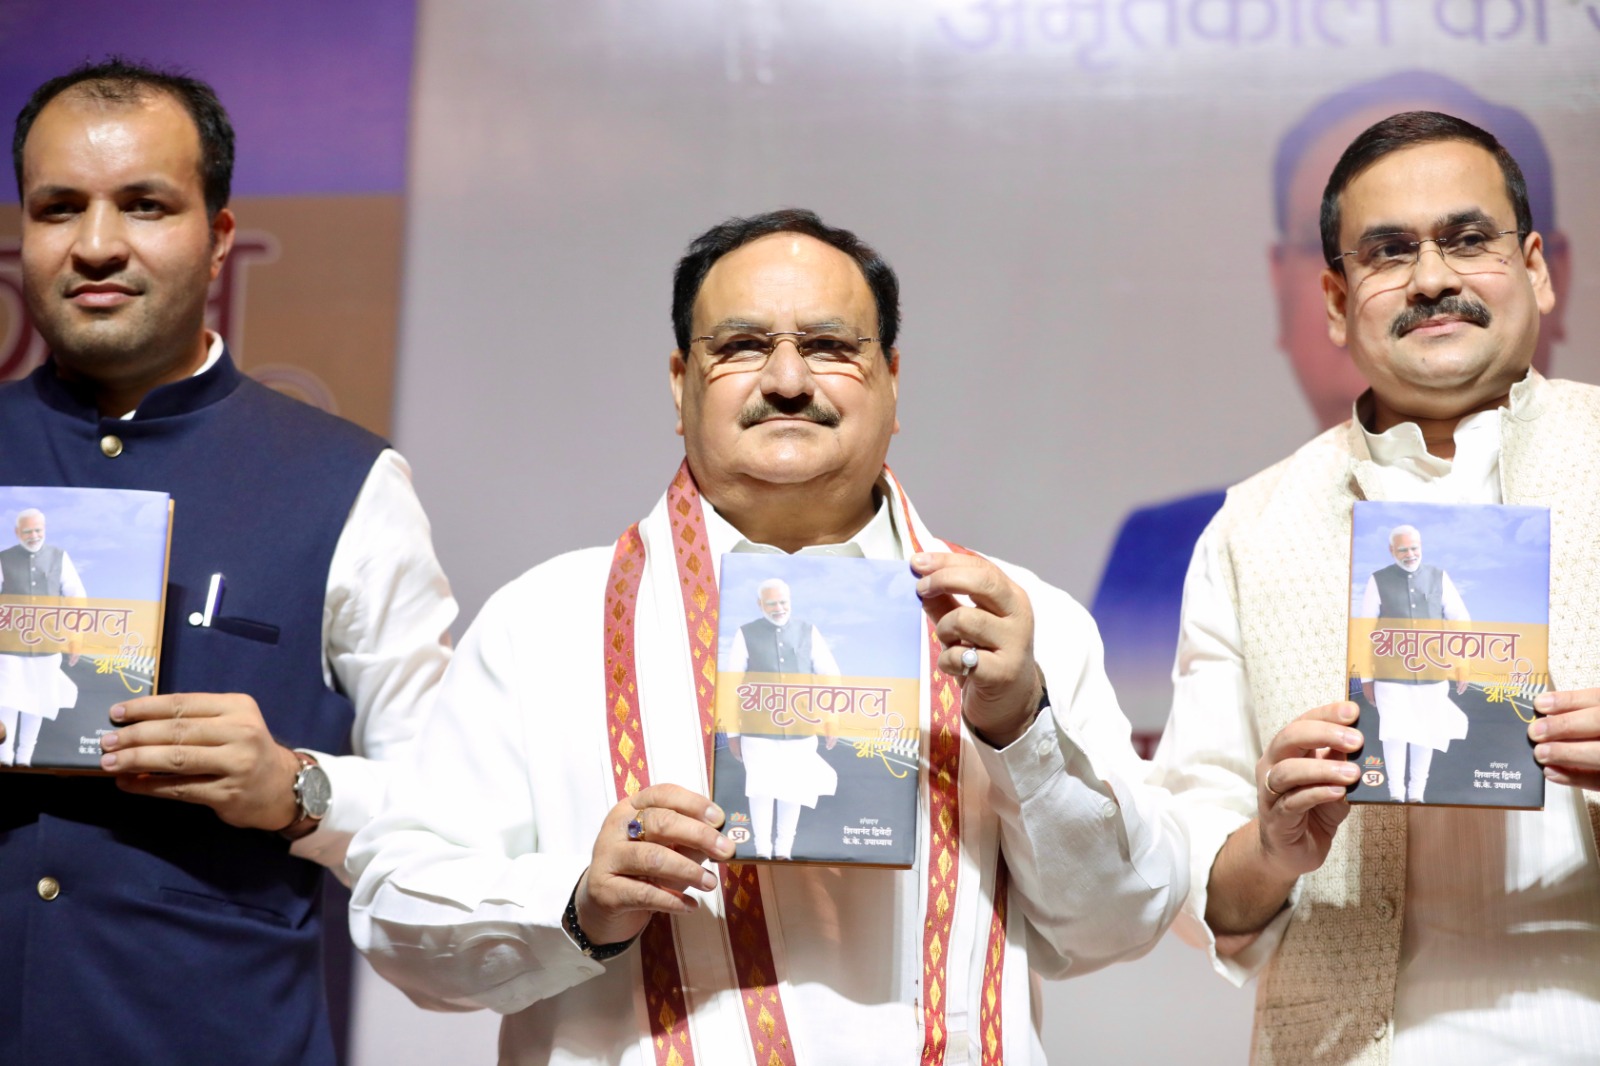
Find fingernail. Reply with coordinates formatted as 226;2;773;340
915;578;930;595
1342;730;1363;748
700;871;718;891
1534;694;1554;711
705;805;723;824
1339;703;1358;722
1530;720;1548;740
911;553;930;570
99;733;118;750
1534;744;1550;763
100;753;117;770
716;835;734;858
109;704;126;722
1340;764;1360;780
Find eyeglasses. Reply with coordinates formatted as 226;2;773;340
1335;224;1521;276
693;328;876;372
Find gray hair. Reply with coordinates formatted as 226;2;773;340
1389;524;1421;547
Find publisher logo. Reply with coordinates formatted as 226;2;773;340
1362;769;1385;788
726;826;752;845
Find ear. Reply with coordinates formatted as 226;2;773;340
1521;230;1557;316
669;350;687;437
887;346;900;435
208;207;236;279
1321;265;1349;348
1269;243;1294;354
1539;230;1569;348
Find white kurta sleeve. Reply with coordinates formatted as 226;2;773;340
809;625;842;677
725;628;750;673
59;551;86;598
1152;521;1296;985
1441;572;1470;622
290;449;458;875
347;563;607;1014
972;566;1188;978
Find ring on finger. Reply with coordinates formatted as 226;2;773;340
626;815;647;842
959;646;980;676
1263;770;1285;799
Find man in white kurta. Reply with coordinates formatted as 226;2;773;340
1156;111;1600;1064
349;210;1186;1064
723;578;842;858
0;508;84;766
1357;525;1472;802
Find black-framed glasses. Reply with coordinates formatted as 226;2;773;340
1335;224;1522;276
692;328;877;371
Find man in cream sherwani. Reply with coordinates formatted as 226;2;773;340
349;208;1186;1065
1157;110;1600;1063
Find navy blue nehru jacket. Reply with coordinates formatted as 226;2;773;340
0;350;384;1066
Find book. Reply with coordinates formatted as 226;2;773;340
712;552;923;866
1345;500;1548;809
0;486;174;772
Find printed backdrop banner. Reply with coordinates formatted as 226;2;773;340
374;3;1600;1064
0;0;415;435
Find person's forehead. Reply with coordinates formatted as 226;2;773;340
692;233;875;330
22;90;203;194
1337;140;1512;239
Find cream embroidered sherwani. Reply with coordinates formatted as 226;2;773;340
1159;372;1600;1064
348;475;1186;1065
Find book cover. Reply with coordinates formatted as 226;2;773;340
1345;500;1548;809
713;553;922;867
0;486;173;772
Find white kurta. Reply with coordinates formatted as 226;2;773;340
1157;374;1600;1062
0;547;85;725
1358;569;1471;751
349;477;1187;1065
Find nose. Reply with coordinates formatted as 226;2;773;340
72;201;131;272
1406;238;1462;302
757;335;814;399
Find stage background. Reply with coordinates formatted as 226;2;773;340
8;2;1600;1063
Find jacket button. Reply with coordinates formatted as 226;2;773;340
37;876;60;901
100;434;124;458
1375;898;1394;921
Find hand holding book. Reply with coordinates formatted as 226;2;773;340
1530;689;1600;791
98;692;306;831
1204;700;1361;940
912;551;1042;749
577;783;733;946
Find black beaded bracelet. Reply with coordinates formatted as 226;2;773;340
563;885;638;961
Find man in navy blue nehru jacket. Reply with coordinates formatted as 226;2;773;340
0;59;456;1064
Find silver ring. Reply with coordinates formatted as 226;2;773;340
1263;770;1284;799
626;816;646;842
959;646;980;676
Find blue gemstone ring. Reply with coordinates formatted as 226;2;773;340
626;817;646;842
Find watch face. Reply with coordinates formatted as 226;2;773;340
297;764;333;819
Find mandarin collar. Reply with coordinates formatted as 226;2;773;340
703;483;902;563
31;345;245;423
1348;367;1546;470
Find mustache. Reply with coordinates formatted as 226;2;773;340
737;398;841;429
1391;295;1492;338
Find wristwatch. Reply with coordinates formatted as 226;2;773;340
280;750;331;841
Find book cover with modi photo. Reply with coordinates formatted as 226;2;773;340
713;553;922;866
1346;500;1548;809
0;486;173;772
